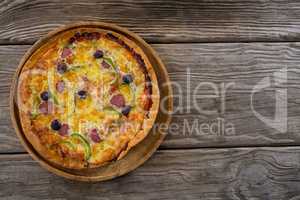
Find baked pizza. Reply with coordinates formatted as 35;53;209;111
16;28;159;169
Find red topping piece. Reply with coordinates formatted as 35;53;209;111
39;101;53;115
56;80;65;93
101;60;110;69
109;85;117;94
110;94;125;107
61;48;72;58
58;124;69;136
89;129;101;143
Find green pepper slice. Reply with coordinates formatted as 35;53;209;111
70;133;91;160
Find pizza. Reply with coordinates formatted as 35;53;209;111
16;28;159;169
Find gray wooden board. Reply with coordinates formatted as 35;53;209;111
2;0;300;44
1;147;300;200
2;1;300;198
1;43;300;152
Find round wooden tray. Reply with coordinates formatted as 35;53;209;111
10;22;173;182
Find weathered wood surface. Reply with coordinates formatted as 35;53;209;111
1;147;300;199
1;43;300;152
2;0;300;44
2;0;300;199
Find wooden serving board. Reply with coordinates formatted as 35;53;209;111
9;22;173;182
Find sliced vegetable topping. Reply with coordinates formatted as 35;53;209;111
103;57;116;70
57;62;67;74
77;90;87;99
40;91;49;101
48;91;59;105
121;105;131;116
94;50;103;59
71;133;91;160
122;74;133;84
110;94;125;108
51;119;61;131
31;94;41;119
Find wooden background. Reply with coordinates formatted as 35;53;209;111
1;0;300;199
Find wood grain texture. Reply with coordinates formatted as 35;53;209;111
157;42;300;148
2;43;300;152
1;147;300;199
2;0;300;44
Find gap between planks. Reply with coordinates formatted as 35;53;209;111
5;39;300;46
4;143;300;155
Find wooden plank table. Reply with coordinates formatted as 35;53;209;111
1;0;300;199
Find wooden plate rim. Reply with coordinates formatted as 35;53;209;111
9;21;173;182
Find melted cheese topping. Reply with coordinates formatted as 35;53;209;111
22;32;150;166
